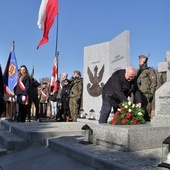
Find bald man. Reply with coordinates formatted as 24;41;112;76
99;66;142;123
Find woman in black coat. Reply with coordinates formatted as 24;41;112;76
14;65;31;122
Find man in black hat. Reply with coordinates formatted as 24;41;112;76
137;55;157;121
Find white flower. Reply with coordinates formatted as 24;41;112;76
138;112;142;116
136;104;139;108
128;101;131;106
122;103;125;106
125;105;128;109
132;104;135;108
117;108;121;111
128;109;132;112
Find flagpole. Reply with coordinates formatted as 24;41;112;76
11;41;15;121
11;41;15;52
55;14;59;56
55;12;59;83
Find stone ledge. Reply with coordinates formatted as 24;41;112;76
49;136;130;170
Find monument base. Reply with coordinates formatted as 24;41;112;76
86;122;170;152
151;116;170;127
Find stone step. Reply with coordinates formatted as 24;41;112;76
48;135;130;170
0;143;8;156
0;124;28;152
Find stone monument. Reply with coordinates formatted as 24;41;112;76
151;51;170;126
81;51;170;152
83;30;130;120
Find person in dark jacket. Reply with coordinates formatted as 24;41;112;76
28;78;41;121
99;66;142;123
0;92;5;117
60;79;71;121
14;65;31;122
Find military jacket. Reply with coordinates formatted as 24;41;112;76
137;66;157;95
70;78;83;99
39;87;49;103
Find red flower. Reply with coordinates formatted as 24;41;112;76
121;107;125;111
132;119;137;124
115;111;119;116
112;119;117;125
121;119;126;124
126;113;132;119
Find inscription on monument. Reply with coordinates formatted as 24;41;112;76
92;61;100;64
111;55;124;63
157;96;170;115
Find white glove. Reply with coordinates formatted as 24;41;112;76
14;95;17;102
22;95;26;102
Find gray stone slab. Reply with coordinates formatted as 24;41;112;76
90;123;170;151
1;120;82;145
0;124;27;151
0;145;95;170
48;135;162;170
49;136;130;170
151;51;170;126
83;30;130;120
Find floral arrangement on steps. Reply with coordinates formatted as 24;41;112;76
109;101;145;125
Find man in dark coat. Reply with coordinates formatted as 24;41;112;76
99;66;142;123
28;78;41;121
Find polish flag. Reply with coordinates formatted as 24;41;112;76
50;56;58;92
37;0;58;49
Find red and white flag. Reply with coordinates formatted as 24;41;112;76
50;56;58;92
37;0;58;49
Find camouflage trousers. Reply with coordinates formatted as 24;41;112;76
142;94;152;121
69;98;81;122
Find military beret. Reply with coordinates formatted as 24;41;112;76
74;70;81;75
138;55;148;59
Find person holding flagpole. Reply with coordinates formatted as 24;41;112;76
3;42;19;121
14;65;31;122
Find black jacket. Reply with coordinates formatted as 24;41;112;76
28;78;41;96
49;91;58;102
60;84;70;109
102;69;142;107
14;75;31;96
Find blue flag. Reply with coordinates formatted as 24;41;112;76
3;48;18;95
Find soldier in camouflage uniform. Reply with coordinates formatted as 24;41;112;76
69;70;83;122
137;55;157;121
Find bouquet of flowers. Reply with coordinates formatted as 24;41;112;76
109;101;145;125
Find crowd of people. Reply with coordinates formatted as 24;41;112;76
0;66;83;123
0;55;167;124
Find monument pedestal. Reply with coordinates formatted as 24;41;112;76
88;123;170;152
